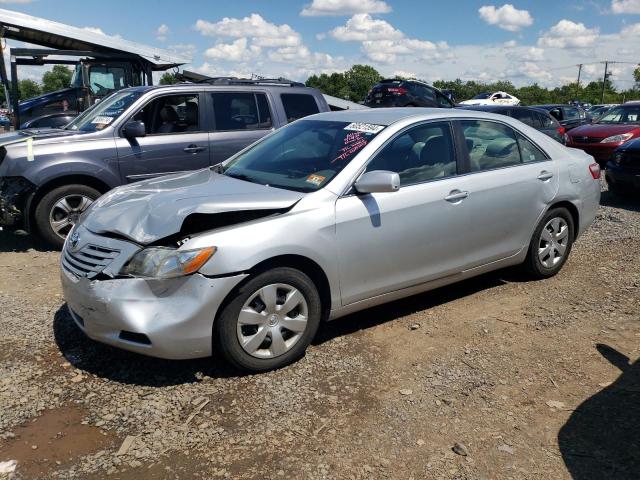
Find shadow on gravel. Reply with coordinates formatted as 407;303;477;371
558;344;640;480
0;231;53;253
600;190;640;213
53;305;242;386
314;268;527;345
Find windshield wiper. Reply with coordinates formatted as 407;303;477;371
225;171;259;184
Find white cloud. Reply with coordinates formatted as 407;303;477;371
194;13;343;77
301;0;391;16
205;38;261;62
167;43;197;58
83;26;107;36
329;13;403;41
503;40;518;48
611;0;640;14
538;20;599;48
194;14;301;48
0;0;33;3
393;70;416;79
156;24;169;42
478;4;533;32
329;14;448;64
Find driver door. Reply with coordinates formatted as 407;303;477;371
335;121;469;305
115;92;210;182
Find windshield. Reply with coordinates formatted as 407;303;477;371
472;93;491;99
222;120;385;193
66;90;143;132
597;106;640;125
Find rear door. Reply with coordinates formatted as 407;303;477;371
450;119;559;267
115;91;210;182
208;91;275;164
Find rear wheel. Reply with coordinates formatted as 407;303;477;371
33;184;100;249
214;267;322;372
523;207;574;279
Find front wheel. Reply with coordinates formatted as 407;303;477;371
33;184;100;249
214;267;322;372
523;207;574;279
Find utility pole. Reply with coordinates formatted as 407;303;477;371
575;63;582;99
601;61;609;104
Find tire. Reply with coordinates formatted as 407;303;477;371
214;267;322;372
523;207;574;279
33;184;101;249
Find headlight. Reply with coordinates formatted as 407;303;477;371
601;133;633;144
120;247;216;279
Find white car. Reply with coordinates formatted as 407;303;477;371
459;91;520;106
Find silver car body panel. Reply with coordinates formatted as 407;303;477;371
61;108;601;359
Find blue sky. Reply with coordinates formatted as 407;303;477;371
5;0;640;88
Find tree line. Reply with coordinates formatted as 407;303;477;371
7;63;640;107
306;64;640;106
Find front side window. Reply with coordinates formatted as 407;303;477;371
281;94;320;123
66;90;143;132
461;120;520;171
365;122;456;185
89;66;126;96
436;92;452;108
564;107;580;120
211;92;268;131
132;94;200;135
222;120;384;192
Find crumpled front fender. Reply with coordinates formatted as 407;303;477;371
0;176;35;229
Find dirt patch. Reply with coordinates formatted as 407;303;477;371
0;405;115;478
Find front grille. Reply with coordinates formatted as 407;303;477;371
62;243;120;279
570;136;602;144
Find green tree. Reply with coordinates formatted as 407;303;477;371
634;67;640;87
41;65;72;93
159;72;179;85
344;64;382;102
18;79;41;100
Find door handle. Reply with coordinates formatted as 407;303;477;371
537;171;554;181
184;144;205;153
444;190;469;203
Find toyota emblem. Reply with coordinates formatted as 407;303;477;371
69;231;80;251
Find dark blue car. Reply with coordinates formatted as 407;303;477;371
605;137;640;197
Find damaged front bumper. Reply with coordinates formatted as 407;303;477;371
61;267;248;360
0;176;35;230
60;224;247;359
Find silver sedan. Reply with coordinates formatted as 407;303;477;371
61;108;601;372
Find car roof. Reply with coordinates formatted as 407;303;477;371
301;107;522;126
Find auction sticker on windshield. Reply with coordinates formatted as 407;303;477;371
344;122;385;134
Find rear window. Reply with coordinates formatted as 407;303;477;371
281;94;320;123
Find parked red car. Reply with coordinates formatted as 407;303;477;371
566;104;640;166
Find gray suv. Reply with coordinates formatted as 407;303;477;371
0;79;329;247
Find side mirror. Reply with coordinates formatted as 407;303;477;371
123;120;146;139
354;170;400;194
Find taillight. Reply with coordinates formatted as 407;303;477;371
589;162;601;179
387;87;408;95
557;126;565;136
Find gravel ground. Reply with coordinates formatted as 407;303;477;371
0;182;639;479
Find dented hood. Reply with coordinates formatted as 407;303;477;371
82;168;305;244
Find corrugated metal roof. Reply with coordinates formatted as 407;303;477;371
323;94;369;111
0;8;190;69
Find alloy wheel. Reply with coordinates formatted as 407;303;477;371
49;194;93;240
538;217;569;269
236;283;309;359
